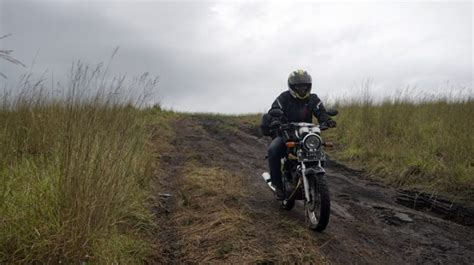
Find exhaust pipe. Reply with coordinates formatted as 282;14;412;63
262;172;276;191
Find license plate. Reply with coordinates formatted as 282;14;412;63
298;150;326;162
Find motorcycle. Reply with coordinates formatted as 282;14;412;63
262;108;338;232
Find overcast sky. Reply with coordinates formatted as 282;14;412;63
1;0;472;113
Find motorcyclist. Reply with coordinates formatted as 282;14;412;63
266;69;336;199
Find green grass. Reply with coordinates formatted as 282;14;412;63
0;63;160;264
327;97;474;201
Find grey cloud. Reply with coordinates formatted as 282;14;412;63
1;1;472;113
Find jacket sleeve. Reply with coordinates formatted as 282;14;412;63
269;92;286;112
312;95;331;124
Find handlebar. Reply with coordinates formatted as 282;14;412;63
271;121;332;134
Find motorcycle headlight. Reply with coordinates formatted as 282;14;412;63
303;134;322;150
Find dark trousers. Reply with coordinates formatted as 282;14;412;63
267;136;287;189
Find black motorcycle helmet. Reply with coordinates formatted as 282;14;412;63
288;69;312;99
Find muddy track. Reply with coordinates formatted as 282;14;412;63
153;115;474;264
152;119;188;263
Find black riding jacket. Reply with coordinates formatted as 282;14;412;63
270;91;331;124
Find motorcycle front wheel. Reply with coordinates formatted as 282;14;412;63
305;173;330;232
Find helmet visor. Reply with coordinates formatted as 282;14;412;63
294;84;310;97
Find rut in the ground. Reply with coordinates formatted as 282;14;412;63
153;115;474;265
153;117;327;263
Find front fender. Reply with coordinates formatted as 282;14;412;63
305;166;325;176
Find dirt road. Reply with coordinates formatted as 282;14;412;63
153;115;474;264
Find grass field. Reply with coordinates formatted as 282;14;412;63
0;64;161;264
327;96;473;202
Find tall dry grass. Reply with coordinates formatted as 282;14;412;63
1;62;159;263
0;33;26;79
328;90;473;201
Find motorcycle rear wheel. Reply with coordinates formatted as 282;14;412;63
305;173;330;232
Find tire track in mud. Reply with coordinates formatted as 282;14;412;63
154;115;474;264
322;163;474;265
152;119;188;263
153;117;326;263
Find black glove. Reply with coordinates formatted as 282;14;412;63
269;119;281;129
326;119;337;128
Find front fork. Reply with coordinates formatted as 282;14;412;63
301;160;325;202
